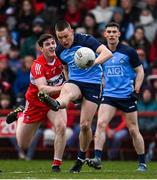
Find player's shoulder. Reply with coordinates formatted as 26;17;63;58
31;54;45;69
74;33;95;42
118;43;131;51
117;43;136;55
75;33;92;39
74;33;101;50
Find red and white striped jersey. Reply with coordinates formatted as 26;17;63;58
25;54;64;107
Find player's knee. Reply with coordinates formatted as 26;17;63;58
80;122;90;132
61;91;74;101
55;123;66;135
97;120;107;130
67;92;79;103
128;127;138;137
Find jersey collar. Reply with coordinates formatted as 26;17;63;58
38;54;56;65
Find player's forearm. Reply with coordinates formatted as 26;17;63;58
135;65;144;93
94;45;112;65
38;85;62;95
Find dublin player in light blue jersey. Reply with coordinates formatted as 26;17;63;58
42;20;112;173
87;22;147;172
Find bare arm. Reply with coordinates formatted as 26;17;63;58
134;65;144;93
94;44;112;65
63;64;68;80
35;77;62;95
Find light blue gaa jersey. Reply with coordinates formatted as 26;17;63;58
102;43;142;98
55;33;103;84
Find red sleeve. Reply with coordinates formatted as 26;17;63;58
31;62;45;79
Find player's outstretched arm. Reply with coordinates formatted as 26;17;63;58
94;44;112;65
35;77;62;95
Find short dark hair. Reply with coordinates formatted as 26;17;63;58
37;34;54;47
55;20;71;32
105;22;120;30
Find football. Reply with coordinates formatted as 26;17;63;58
74;47;95;69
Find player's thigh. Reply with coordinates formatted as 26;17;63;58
16;116;40;146
47;109;67;128
98;104;117;125
59;82;82;100
125;111;138;128
80;99;98;126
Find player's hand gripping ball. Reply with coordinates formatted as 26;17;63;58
74;47;95;69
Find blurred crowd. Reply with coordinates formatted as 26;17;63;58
0;0;157;161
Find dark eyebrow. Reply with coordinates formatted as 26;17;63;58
106;30;117;33
44;40;55;45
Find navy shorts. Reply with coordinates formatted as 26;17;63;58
67;80;102;104
101;96;137;113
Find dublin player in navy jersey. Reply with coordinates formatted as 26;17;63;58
47;20;112;173
87;22;147;172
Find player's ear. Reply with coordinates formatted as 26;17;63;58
36;42;43;52
118;31;121;37
40;47;43;52
70;29;74;34
38;46;43;53
104;30;107;38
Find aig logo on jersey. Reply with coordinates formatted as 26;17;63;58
106;65;123;77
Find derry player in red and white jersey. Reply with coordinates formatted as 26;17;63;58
9;34;67;172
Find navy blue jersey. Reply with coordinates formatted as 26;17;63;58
55;33;103;84
102;43;141;98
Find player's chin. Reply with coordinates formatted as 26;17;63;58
63;44;70;48
49;51;55;56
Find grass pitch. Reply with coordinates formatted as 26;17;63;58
0;160;156;179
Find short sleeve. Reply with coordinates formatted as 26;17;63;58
129;48;142;68
78;34;102;52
